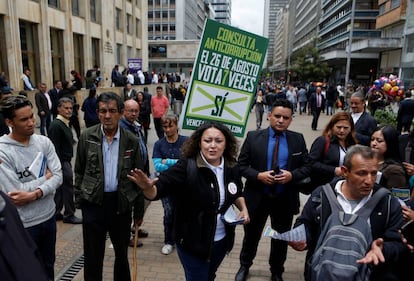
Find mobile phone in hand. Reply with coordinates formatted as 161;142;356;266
401;220;414;246
273;166;280;175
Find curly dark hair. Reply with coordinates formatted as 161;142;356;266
0;95;32;120
181;121;239;165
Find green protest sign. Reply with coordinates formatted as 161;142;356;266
179;19;268;137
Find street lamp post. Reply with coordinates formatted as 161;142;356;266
345;0;356;90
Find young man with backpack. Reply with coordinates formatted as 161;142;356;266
289;145;406;281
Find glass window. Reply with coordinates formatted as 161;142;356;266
127;46;132;59
48;0;59;8
127;14;132;34
0;16;8;77
50;28;65;82
379;3;386;15
116;9;122;30
135;18;140;37
72;0;80;16
391;0;401;10
73;33;84;80
149;45;167;58
91;38;100;69
90;0;97;22
117;44;122;65
19;20;40;87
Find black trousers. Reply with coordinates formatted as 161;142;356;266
54;161;75;218
153;117;164;139
239;193;294;276
311;107;322;130
81;192;131;281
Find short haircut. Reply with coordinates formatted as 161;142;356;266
156;86;163;90
161;113;178;126
0;95;33;120
96;92;124;112
343;145;377;170
58;97;73;107
351;92;365;101
271;98;293;113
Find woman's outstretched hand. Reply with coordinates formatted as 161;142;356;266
127;168;159;199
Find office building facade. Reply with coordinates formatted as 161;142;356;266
0;0;148;89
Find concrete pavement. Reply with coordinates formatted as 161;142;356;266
54;107;334;281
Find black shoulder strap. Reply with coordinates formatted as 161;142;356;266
356;188;389;218
322;183;342;213
322;184;389;219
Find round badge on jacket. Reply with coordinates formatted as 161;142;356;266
228;182;237;195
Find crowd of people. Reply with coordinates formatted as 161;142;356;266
1;71;414;281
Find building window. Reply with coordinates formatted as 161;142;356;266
91;38;100;68
391;0;401;10
127;46;132;59
149;45;167;58
73;33;84;79
127;14;132;34
0;16;8;77
379;3;386;15
117;44;122;65
19;20;40;87
72;0;80;16
90;0;98;22
135;18;140;37
48;0;59;8
116;9;122;31
50;28;65;82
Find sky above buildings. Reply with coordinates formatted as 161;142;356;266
231;0;265;36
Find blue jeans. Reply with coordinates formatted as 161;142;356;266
177;238;227;281
39;114;51;136
26;216;56;281
161;195;175;245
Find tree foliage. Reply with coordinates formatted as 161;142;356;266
290;42;331;82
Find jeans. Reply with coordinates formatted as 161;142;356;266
177;238;227;281
39;114;51;136
161;196;175;245
26;216;56;281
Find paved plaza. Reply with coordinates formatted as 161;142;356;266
54;108;333;281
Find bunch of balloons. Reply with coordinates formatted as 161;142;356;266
372;74;404;101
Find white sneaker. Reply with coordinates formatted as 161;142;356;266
161;244;174;255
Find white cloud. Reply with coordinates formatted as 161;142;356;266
231;0;265;36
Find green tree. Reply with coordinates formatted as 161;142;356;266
290;41;330;82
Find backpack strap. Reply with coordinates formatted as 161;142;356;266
405;141;412;163
321;184;390;224
322;183;342;213
356;188;390;218
323;136;330;156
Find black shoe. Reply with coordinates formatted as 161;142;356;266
129;237;143;247
271;274;284;281
138;229;149;238
55;213;63;221
235;266;249;281
63;215;82;224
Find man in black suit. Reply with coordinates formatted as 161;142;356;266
350;92;377;146
235;99;312;281
397;90;414;134
35;82;52;136
48;80;62;119
309;86;325;130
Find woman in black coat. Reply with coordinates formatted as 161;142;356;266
309;112;357;187
128;122;250;281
